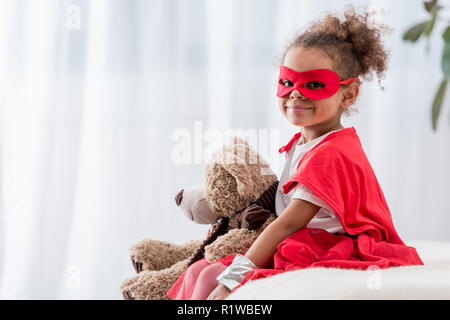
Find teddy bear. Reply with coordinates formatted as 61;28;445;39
119;136;279;300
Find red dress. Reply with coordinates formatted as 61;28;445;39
167;127;424;299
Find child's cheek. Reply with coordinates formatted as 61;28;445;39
277;99;286;113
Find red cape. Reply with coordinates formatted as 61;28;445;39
221;127;423;291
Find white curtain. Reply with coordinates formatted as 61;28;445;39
0;0;449;299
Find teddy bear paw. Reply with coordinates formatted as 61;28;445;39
122;290;135;300
131;255;144;273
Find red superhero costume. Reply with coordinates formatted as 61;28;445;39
168;127;423;298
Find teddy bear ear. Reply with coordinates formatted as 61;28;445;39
223;161;254;198
226;136;250;148
220;142;255;199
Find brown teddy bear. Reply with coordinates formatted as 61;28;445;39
120;137;278;300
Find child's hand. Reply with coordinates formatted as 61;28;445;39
207;284;231;300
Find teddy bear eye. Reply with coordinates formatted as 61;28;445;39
305;81;325;89
281;79;294;87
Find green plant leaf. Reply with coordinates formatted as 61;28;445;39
442;38;450;78
423;16;436;37
431;78;447;131
424;0;438;12
443;26;450;41
424;4;441;37
402;22;427;42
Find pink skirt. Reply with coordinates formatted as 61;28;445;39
167;258;229;300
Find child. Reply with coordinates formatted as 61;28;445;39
167;6;424;300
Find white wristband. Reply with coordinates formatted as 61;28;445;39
216;254;256;291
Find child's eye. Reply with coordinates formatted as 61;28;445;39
281;79;294;87
305;81;325;89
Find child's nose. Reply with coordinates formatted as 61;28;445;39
289;89;307;99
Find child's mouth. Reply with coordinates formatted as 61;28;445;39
287;105;313;112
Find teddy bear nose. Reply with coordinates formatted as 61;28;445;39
175;189;184;206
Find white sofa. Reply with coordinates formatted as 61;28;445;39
227;241;450;300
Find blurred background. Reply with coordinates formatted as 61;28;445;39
0;0;449;299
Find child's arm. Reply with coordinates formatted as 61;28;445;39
207;198;320;300
244;198;320;268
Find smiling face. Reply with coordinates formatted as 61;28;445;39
278;46;358;132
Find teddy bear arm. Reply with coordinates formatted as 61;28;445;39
130;238;203;272
203;214;277;264
203;229;259;264
120;258;190;300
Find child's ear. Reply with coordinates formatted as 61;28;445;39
341;82;359;109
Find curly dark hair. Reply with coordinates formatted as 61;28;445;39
274;5;393;116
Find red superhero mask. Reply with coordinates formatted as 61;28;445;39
277;66;359;100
